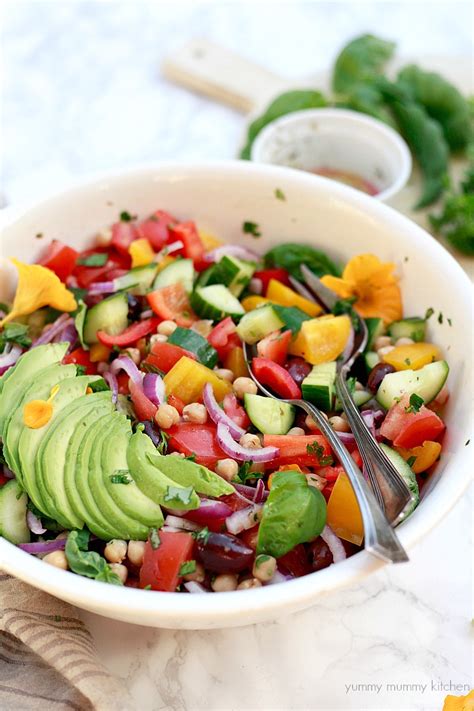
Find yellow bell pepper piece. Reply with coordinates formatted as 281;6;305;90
164;356;231;404
0;259;77;327
224;347;248;379
241;295;271;312
382;342;441;371
199;231;223;251
266;279;322;317
129;238;155;268
288;314;351;365
89;343;112;363
326;472;364;545
395;440;442;473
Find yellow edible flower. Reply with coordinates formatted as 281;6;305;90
23;384;60;429
443;689;474;711
0;259;77;327
321;254;403;324
129;238;155;268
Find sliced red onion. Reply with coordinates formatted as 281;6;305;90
32;313;71;347
88;281;115;296
97;362;109;375
183;498;233;524
3;465;15;480
27;510;46;535
143;373;165;406
155;240;184;262
110;355;143;386
103;371;118;403
361;409;376;437
205;245;260;263
217;423;279;463
321;525;347;563
164;515;201;532
184;581;209;593
18;538;66;554
143;421;162;447
336;430;356;446
203;383;245;440
249;278;263;295
234;482;269;502
140;309;153;320
362;407;385;424
0;344;22;375
225;504;263;535
160;525;183;533
253;478;266;503
55;323;78;348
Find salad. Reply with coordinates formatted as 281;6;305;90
0;209;449;593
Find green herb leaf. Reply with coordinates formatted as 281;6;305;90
88;378;110;393
149;527;160;549
236;460;264;484
425;307;435;320
76;253;108;267
306;441;334;466
274;188;286;201
406;456;417;468
179;560;197;576
333;34;395;94
271;305;311;335
0;322;32;351
65;530;123;585
243;221;261;238
405;393;424;413
120;210;135;222
264;243;340;280
75;365;87;376
109;470;132;485
193;526;210;545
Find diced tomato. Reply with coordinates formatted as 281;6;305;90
136;211;173;251
167;393;186;415
63;348;97;375
110;221;139;255
0;472;11;487
139;532;194;592
253;267;291;291
129;380;157;421
263;433;332;468
147;284;196;327
144;341;197;373
167;423;227;467
351;449;363;468
37;240;79;282
256;329;292;366
278;544;311;578
117;371;130;395
252;357;301;399
169;221;205;264
316;464;344;482
223;393;251;429
97;318;158;348
72;248;130;288
380;396;445;449
240;525;259;551
208;317;241;361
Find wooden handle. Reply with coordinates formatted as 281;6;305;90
161;39;287;113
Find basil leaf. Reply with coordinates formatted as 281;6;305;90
65;530;123;585
0;322;31;351
76;253;108;267
332;34;395;94
264;244;340;279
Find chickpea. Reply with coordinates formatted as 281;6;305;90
305;412;327;431
328;415;351;433
307;473;326;491
233;377;257;399
191;320;214;338
252;554;276;583
183;562;205;583
378;345;395;358
374;335;393;351
237;577;262;590
182;403;208;424
215;458;239;482
239;433;261;449
157;320;177;337
127;540;146;567
211;574;238;592
149;334;168;348
122;348;141;365
214;368;235;383
96;228;112;247
287;426;305;436
104;539;127;564
43;550;68;570
109;563;128;584
395;337;414;347
155;403;180;429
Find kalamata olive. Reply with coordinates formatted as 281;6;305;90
127;294;142;321
367;362;396;393
285;357;312;386
308;537;333;571
196;532;254;573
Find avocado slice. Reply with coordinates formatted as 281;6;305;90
102;419;164;528
87;413;152;540
17;375;95;514
0;343;68;436
2;363;77;483
147;452;235;497
127;431;200;510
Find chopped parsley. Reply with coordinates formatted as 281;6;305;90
0;322;32;351
405;393;424;414
157;431;169;455
193;527;210;545
185;453;197;462
438;312;444;324
306;441;334;466
465;439;470;446
68;286;88;302
149;527;161;549
143;584;152;590
242;221;261;238
236;460;263;483
119;210;136;222
75;365;87;376
88;378;110;393
404;358;411;365
109;470;132;485
179;560;197;576
35;232;44;239
274;188;286;201
447;317;452;326
163;485;194;506
424;307;434;320
76;252;108;267
406;456;417;468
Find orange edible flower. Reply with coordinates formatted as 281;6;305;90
23;384;60;429
443;689;474;711
321;254;403;324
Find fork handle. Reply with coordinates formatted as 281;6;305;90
297;400;409;563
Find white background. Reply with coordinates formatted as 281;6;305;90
2;2;472;709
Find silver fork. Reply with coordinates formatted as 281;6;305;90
242;342;409;564
289;264;414;524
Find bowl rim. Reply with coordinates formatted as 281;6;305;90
0;160;471;626
250;107;413;202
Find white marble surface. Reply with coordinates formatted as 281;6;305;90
2;2;473;709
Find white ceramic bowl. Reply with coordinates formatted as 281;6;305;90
251;108;412;202
0;161;471;629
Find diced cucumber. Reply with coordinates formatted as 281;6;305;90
244;394;295;434
376;360;449;409
152;259;195;294
364;351;380;373
191;285;245;321
168;327;218;368
236;304;285;344
388;317;426;343
334;388;372;411
83;293;129;345
302;362;337;411
272;305;311;335
0;479;30;544
380;444;419;517
196;256;255;298
365;317;385;350
115;264;158;295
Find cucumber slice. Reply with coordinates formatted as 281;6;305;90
388;317;426;343
364;351;380;373
0;479;30;544
115;264;158;295
302;362;337;411
196;256;255;297
236;304;285;344
380;444;419;517
168;327;218;368
244;394;295;434
376;360;449;409
83;293;129;345
191;285;245;321
365;317;385;350
334;388;372;411
152;258;195;294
